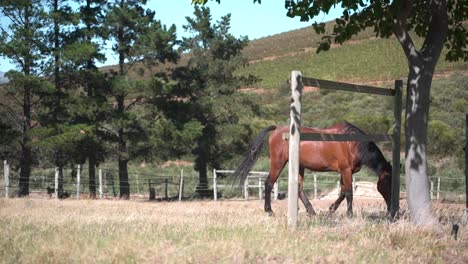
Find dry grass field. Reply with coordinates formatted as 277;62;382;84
1;198;467;264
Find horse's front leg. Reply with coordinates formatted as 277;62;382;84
329;170;354;217
264;160;287;216
329;190;345;213
345;189;353;217
342;169;354;217
299;167;316;216
264;177;274;216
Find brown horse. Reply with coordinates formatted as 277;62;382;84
234;122;392;217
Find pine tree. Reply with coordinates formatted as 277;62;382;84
68;0;110;198
105;0;178;198
174;6;257;195
0;0;52;196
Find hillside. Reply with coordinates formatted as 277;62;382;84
239;25;467;89
103;22;467;90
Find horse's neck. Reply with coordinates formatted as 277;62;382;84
359;143;387;176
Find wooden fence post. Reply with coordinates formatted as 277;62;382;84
258;177;262;200
288;71;302;229
431;180;434;200
149;180;155;200
179;170;184;201
55;167;59;199
213;169;217;201
274;181;278;200
136;173;140;194
465;113;467;212
314;173;317;200
76;164;81;199
4;160;9;198
244;177;249;200
391;80;403;217
164;178;168;200
99;168;103;199
437;177;440;200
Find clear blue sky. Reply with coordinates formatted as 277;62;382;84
0;1;342;71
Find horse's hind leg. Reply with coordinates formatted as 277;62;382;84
339;169;354;217
299;167;316;216
264;160;286;216
329;188;345;213
329;169;353;217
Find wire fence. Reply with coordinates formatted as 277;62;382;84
0;161;466;204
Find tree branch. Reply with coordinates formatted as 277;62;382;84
5;91;23;107
125;97;143;111
0;102;21;123
98;125;118;137
31;96;43;107
421;0;448;61
392;0;419;63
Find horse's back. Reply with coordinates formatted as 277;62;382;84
269;123;359;172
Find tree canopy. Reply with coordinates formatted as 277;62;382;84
170;6;258;194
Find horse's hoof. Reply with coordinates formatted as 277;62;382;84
346;211;353;218
307;213;316;218
307;210;317;217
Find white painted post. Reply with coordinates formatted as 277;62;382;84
76;165;81;199
437;177;440;200
431;180;434;200
136;173;140;194
244;177;248;200
288;71;302;229
213;169;217;201
55;167;59;199
314;173;317;200
337;181;340;190
99;168;103;199
258;177;262;200
274;181;278;200
4;160;9;198
179;169;184;201
390;80;403;217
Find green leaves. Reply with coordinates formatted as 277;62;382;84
191;0;260;4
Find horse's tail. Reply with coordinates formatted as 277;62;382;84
233;125;277;184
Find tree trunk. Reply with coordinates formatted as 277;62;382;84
118;154;130;199
195;134;210;197
53;0;64;198
404;64;436;224
393;0;448;224
117;95;130;199
18;138;31;196
196;133;208;188
18;89;31;197
197;155;208;190
88;151;97;198
55;153;64;197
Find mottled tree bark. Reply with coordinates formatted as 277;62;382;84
394;0;448;224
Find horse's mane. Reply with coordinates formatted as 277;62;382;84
342;122;389;176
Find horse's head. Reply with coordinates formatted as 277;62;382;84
377;161;392;211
